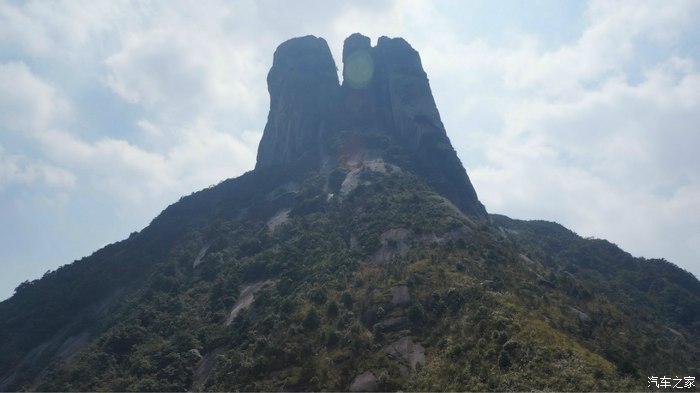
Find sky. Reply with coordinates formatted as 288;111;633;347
1;0;699;300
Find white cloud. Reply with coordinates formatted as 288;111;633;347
1;2;265;205
0;63;76;191
102;2;269;128
104;30;261;117
35;125;257;204
0;0;121;59
0;62;70;134
0;145;76;189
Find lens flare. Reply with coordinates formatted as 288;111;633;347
344;50;374;89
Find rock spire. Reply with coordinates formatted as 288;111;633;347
255;36;339;168
255;34;487;219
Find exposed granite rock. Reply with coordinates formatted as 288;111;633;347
371;36;485;218
255;35;339;169
537;274;555;288
191;348;223;391
225;280;276;325
192;244;210;268
188;348;203;360
342;33;373;88
255;33;487;219
340;33;379;127
339;158;390;195
372;228;411;263
384;336;425;370
372;36;440;149
379;316;408;332
390;285;411;305
266;208;290;231
349;371;377;392
569;307;592;324
666;326;685;340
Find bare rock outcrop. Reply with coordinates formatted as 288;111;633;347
349;371;377;392
254;33;487;219
390;285;411;305
225;280;276;325
384;336;425;370
256;36;339;169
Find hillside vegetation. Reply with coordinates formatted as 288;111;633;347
2;165;698;391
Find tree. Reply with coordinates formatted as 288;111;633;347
327;300;339;318
303;308;320;331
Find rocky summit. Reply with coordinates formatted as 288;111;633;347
1;34;699;392
257;33;487;219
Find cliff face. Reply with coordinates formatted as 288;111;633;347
255;33;487;219
255;36;339;169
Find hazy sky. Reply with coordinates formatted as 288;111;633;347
1;0;699;300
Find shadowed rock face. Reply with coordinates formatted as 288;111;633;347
255;33;487;219
255;36;339;169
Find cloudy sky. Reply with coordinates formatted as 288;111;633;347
1;0;699;300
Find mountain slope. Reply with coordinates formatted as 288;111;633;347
1;34;698;392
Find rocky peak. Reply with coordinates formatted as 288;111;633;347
342;33;372;69
255;35;339;169
255;34;487;219
370;36;485;218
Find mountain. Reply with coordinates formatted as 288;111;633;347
1;34;699;392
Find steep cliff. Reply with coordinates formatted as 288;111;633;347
255;33;487;219
255;36;339;169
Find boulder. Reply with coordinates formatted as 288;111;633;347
384;336;425;370
188;348;203;360
349;371;377;392
569;307;591;324
390;285;411;305
379;316;408;332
